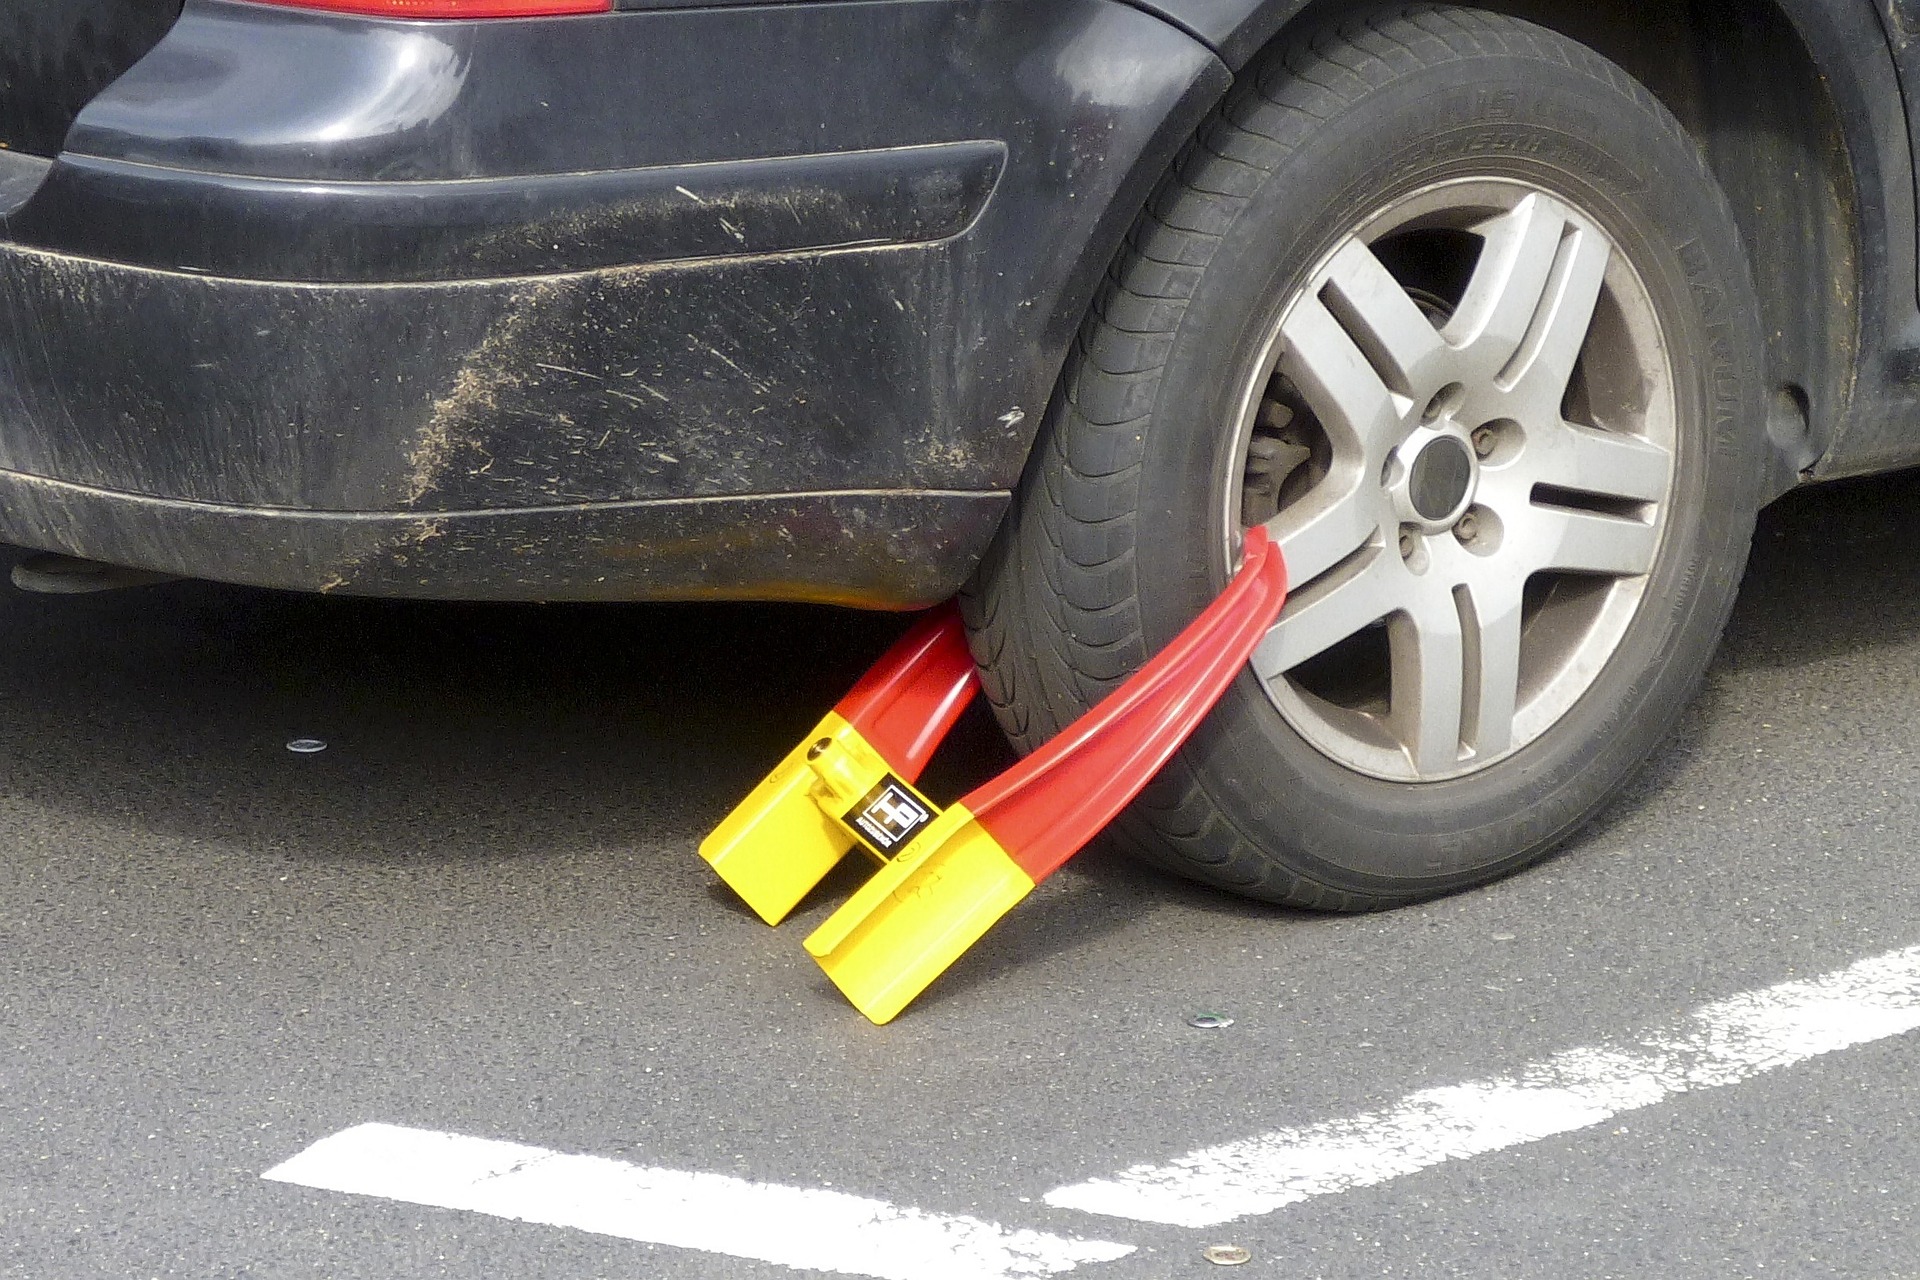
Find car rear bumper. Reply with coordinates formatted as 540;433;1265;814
0;0;1226;602
0;197;1016;603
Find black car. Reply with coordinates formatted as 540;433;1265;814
0;0;1893;908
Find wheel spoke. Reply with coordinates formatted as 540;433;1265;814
1280;292;1397;450
1280;245;1443;454
1446;194;1603;396
1458;580;1523;762
1263;239;1446;590
1388;593;1467;774
1317;239;1448;402
1525;505;1660;576
1250;543;1396;680
1260;483;1378;594
1525;419;1671;504
1496;216;1610;410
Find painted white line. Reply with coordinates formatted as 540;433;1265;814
263;1122;1132;1280
1048;943;1920;1228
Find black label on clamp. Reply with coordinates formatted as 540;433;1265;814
844;775;936;855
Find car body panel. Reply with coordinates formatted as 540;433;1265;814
1115;0;1303;69
0;0;183;158
0;0;1229;602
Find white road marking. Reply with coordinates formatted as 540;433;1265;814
1046;943;1920;1228
263;1122;1132;1280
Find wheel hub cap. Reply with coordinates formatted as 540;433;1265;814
1392;428;1476;527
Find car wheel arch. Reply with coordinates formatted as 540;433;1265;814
1108;0;1907;492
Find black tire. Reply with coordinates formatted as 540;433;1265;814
963;6;1766;909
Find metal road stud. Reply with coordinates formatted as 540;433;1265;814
705;528;1288;1023
698;604;978;925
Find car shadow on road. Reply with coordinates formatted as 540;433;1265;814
0;570;927;869
0;466;1912;975
1722;467;1920;672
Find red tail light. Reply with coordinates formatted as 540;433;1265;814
247;0;611;16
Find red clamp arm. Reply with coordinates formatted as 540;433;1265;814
967;525;1290;881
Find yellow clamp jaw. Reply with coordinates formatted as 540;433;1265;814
803;804;1034;1025
700;606;980;928
700;708;1036;1023
698;713;866;925
699;715;952;925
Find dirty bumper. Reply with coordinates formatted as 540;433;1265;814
0;234;1009;605
0;468;1004;606
0;0;1228;603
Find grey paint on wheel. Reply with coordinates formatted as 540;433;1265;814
1229;180;1677;782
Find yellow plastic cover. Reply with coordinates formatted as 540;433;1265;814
804;804;1035;1024
699;711;875;925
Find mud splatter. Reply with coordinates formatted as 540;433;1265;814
406;279;563;504
317;517;447;594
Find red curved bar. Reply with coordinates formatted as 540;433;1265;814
964;527;1289;881
836;603;980;781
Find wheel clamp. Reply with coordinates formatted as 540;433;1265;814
698;527;1289;1023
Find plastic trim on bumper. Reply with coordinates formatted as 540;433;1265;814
0;469;1009;606
10;141;1005;283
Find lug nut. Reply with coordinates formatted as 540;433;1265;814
1455;511;1479;542
1471;425;1497;457
1398;529;1416;559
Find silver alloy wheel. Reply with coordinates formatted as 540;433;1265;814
1227;178;1677;782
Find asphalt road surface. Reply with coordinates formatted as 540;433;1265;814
5;473;1920;1280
